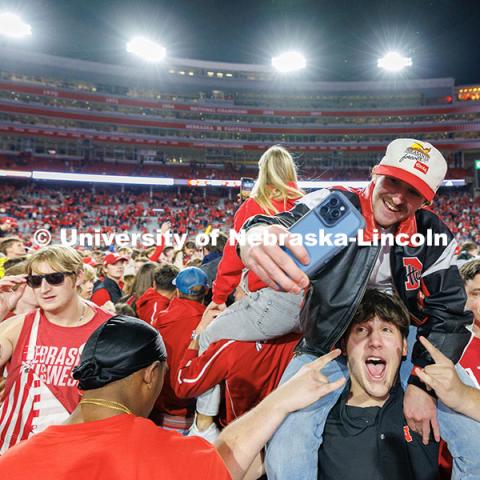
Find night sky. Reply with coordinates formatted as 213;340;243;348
5;0;480;85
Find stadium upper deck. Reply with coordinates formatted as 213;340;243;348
0;47;479;171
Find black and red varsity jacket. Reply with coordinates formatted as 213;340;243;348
242;183;472;392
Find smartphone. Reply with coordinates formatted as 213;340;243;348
283;191;365;277
240;177;255;200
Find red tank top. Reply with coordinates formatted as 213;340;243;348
0;304;111;453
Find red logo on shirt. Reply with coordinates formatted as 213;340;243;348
403;425;413;443
403;257;423;291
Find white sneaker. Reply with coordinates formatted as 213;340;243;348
187;419;220;443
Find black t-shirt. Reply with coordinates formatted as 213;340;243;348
318;399;382;480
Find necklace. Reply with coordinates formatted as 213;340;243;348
79;398;133;415
78;304;86;324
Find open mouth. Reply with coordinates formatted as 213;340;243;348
365;356;387;380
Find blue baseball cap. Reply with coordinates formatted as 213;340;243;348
173;267;208;295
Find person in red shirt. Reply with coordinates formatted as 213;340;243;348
136;264;179;324
0;245;112;452
438;259;480;478
458;260;480;385
175;332;300;427
0;217;18;238
91;253;128;306
0;314;346;480
151;266;208;432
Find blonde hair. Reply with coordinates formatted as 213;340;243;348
26;245;84;275
5;260;27;276
251;145;303;214
122;274;136;296
118;246;133;257
82;263;97;283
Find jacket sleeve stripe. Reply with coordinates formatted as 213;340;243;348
421;239;457;277
177;340;236;385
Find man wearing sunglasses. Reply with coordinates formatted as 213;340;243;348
0;245;112;453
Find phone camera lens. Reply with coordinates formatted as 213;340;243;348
320;206;329;217
329;197;339;207
331;209;340;219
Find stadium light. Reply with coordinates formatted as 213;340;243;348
377;52;412;72
0;169;464;188
0;12;32;38
126;37;166;63
32;171;174;186
271;51;306;73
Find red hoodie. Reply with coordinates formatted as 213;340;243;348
212;189;302;305
152;297;206;418
135;288;171;325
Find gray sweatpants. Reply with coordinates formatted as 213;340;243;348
196;287;304;416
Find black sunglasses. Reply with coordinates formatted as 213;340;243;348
26;272;74;289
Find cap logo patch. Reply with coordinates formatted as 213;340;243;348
414;161;429;174
399;142;431;172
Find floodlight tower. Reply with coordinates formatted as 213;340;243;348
377;52;412;72
0;12;32;38
272;51;306;73
126;37;166;63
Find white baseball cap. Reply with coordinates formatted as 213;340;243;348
373;139;447;202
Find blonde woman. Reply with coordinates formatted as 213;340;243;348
201;145;304;339
77;263;96;300
189;145;305;438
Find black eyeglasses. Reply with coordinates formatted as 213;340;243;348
26;272;74;289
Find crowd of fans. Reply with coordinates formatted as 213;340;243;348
0;184;235;240
0;182;479;245
0;141;480;479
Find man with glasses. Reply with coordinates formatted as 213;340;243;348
0;245;112;453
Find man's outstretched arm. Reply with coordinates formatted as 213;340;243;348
214;349;346;480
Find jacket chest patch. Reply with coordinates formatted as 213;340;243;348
402;257;423;291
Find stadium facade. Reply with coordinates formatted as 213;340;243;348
0;47;479;184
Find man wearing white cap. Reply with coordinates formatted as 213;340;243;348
238;139;477;479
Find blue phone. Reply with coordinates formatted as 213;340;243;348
283;191;365;277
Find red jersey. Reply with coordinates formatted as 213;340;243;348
460;334;480;387
0;414;230;479
0;305;111;453
136;288;171;325
152;297;205;418
212;191;301;304
175;334;300;426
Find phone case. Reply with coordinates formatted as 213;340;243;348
284;191;365;277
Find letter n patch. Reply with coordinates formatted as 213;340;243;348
402;257;423;291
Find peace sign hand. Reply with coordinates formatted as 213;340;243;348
416;336;465;413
